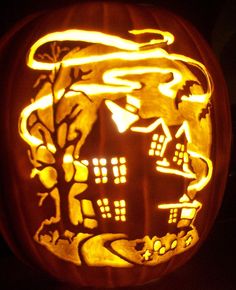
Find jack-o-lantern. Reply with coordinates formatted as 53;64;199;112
0;2;231;288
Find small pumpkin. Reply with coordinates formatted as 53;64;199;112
0;1;231;288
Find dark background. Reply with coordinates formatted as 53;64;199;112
0;0;236;289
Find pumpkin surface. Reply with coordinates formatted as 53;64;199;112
0;2;231;287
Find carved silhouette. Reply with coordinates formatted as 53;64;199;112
19;29;213;266
26;43;97;242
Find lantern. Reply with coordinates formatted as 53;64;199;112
0;1;231;287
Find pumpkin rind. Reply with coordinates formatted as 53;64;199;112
0;2;231;287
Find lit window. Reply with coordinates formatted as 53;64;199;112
97;198;112;218
114;200;126;222
172;143;189;167
149;134;166;157
168;208;178;224
92;158;108;184
111;157;127;184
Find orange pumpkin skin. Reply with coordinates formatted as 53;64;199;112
0;2;231;288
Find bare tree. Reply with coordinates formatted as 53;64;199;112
26;43;95;243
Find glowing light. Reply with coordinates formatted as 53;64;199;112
159;135;165;143
132;118;172;158
127;94;141;108
111;157;118;165
114;178;119;184
94;167;101;176
187;151;213;192
97;199;102;207
131;117;169;133
168;208;178;224
113;200;127;222
103;199;109;206
120;208;126;215
25;28;212;94
63;154;73;163
101;167;107;176
100;158;107;166
125;104;135;112
20;29;213;150
159;246;166;255
153;240;162;252
28;29;176;70
120;157;126;164
130;28;174;45
171;240;178;249
120;164;127;175
156;158;170;167
83;218;98;229
37;192;49;207
175;121;191;143
57;122;67;148
181;208;196;219
149;149;154;156
81;160;89;166
103;198;109;206
158;200;201;210
185;235;193;247
92;158;108;183
156;165;196;179
179;194;190;203
105;100;139;133
38;166;57;189
115;208;120;215
92;158;99;166
28;29;141;70
30;168;39;178
81;199;95;217
19;27;214;268
151;142;157;149
74;161;89;182
112;166;119;177
19;93;57;152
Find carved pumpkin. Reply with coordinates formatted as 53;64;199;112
0;2;231;287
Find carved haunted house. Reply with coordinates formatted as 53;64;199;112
78;98;198;237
